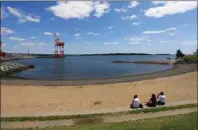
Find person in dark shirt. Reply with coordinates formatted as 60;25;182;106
146;94;157;107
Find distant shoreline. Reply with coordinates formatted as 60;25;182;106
1;64;196;86
7;53;173;57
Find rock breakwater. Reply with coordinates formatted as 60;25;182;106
0;62;35;75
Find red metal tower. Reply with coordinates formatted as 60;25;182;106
0;40;6;57
54;33;65;58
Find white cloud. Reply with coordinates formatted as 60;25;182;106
94;45;101;48
7;6;40;23
121;15;137;20
44;32;59;36
147;39;152;42
13;45;18;48
114;1;139;13
20;42;37;47
9;37;25;41
128;42;140;45
152;1;166;5
168;32;176;36
166;27;176;31
7;7;21;17
108;26;113;30
25;15;40;23
44;32;53;36
1;27;14;34
128;1;139;8
145;1;197;18
30;36;36;39
132;22;141;26
114;8;127;13
39;43;48;46
86;32;98;36
125;36;145;42
182;41;197;45
74;33;80;37
19;42;48;47
47;1;94;20
75;28;79;31
125;36;151;44
160;40;171;43
143;27;176;34
47;1;109;20
183;24;188;27
94;1;110;18
104;42;119;45
1;6;9;19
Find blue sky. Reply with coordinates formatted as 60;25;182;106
1;1;197;54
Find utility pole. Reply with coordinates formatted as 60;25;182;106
28;46;29;55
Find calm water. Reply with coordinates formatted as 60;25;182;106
12;55;175;80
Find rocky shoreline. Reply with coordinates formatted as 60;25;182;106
0;62;35;76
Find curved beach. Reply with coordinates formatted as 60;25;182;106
1;64;197;117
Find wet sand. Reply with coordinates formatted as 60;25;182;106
1;70;197;117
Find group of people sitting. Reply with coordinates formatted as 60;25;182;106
130;92;166;109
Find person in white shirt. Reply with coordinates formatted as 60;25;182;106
157;92;166;105
130;95;143;108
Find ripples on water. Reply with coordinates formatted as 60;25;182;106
12;55;175;80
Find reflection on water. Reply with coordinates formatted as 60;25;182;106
53;58;65;79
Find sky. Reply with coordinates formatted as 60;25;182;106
1;1;197;54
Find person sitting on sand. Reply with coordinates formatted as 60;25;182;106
130;95;143;108
157;92;166;105
146;94;157;107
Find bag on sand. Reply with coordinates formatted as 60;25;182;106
139;103;143;108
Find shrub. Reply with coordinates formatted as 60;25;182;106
183;55;198;63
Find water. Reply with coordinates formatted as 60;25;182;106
12;55;175;80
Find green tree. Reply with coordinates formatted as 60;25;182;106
176;49;185;59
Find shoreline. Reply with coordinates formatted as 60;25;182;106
1;64;197;86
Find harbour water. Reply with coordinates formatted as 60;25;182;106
12;55;175;80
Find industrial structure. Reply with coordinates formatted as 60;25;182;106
54;33;65;58
0;40;6;58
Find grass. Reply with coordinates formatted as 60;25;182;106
3;112;197;130
183;55;198;63
1;103;197;122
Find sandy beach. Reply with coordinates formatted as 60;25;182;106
1;69;197;117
